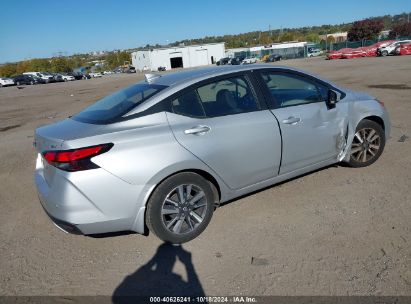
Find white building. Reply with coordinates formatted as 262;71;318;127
131;43;225;72
226;41;308;59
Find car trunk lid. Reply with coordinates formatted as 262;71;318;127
34;118;104;154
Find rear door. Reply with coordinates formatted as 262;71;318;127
166;73;281;190
257;70;348;174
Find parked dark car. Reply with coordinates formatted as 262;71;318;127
68;72;89;80
216;57;230;66
52;73;64;82
228;57;242;65
266;54;283;62
126;66;136;73
13;74;39;85
158;66;166;72
33;76;48;84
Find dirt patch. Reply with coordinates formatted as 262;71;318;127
0;124;21;132
367;84;411;90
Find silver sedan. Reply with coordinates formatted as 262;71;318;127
34;65;390;243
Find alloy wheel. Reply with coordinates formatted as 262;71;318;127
161;184;207;235
351;128;381;163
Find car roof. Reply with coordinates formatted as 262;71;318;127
147;64;310;87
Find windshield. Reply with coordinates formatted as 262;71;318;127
72;83;166;124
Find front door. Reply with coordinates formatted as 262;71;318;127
258;70;347;174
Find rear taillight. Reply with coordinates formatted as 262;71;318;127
42;143;113;172
376;99;385;108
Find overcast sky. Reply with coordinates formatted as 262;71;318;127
0;0;410;63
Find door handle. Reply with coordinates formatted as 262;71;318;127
184;125;211;135
282;116;301;125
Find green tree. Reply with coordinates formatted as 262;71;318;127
305;33;320;43
279;32;295;42
51;57;72;73
27;58;51;72
0;63;17;77
16;61;29;74
104;51;131;70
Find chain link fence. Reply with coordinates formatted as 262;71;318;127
230;36;411;60
318;36;411;51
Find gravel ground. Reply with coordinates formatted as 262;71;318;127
0;56;410;297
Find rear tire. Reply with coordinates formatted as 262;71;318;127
146;172;215;244
348;119;385;168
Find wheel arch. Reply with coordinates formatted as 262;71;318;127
147;168;222;206
134;167;223;235
361;115;385;131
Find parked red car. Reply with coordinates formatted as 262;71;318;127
394;43;411;55
342;49;366;59
327;40;397;60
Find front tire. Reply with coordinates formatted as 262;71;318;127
146;172;215;243
348;119;385;168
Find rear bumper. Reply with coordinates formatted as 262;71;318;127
34;154;150;235
40;203;83;234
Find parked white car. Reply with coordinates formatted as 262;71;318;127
103;71;113;75
377;40;411;56
308;49;323;57
60;74;75;81
241;57;258;64
0;77;15;87
89;72;103;78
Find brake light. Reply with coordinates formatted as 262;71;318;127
43;143;113;172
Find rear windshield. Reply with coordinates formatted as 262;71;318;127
72;83;166;124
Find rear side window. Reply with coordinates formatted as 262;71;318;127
172;90;205;118
261;72;322;107
171;76;259;118
72;83;166;124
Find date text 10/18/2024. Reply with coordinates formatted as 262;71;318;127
149;296;258;303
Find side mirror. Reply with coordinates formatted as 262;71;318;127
327;89;338;109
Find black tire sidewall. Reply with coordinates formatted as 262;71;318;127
146;172;215;244
348;119;385;168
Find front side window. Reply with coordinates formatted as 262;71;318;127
72;83;166;124
261;72;322;108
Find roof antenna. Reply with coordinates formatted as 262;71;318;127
145;73;161;83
